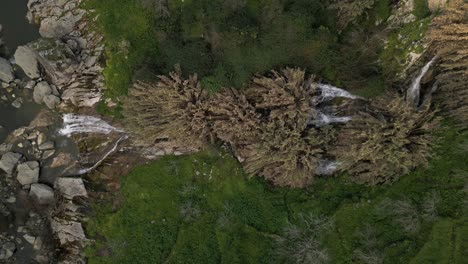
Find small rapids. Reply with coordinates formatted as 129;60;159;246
59;114;124;136
316;83;361;101
309;111;352;126
407;56;437;107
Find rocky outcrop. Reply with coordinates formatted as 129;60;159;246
25;0;105;108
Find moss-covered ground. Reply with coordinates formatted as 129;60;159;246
86;126;467;263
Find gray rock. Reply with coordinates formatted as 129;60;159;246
29;183;54;205
50;219;86;246
11;98;23;109
14;46;40;79
39;11;84;38
25;80;36;89
51;84;60;96
0;152;22;174
37;132;47;146
0;57;14;83
16;161;40;186
38;141;54;150
43;94;60;109
55;177;87;198
42;150;55;159
0;143;12;155
0;242;16;260
33;81;52;104
23;234;35;244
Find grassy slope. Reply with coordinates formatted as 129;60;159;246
87;127;467;263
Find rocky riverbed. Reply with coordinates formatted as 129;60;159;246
0;1;126;263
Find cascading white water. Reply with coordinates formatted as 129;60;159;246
309;111;352;126
59;114;124;136
316;160;341;175
316;83;360;101
77;135;128;175
407;56;437;107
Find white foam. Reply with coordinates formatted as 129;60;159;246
316;83;360;101
59;114;124;136
316;160;341;175
309;111;352;126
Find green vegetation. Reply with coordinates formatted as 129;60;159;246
379;17;432;78
84;1;467;263
86;0;401;100
87;128;467;263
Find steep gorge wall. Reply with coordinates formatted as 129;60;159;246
430;0;468;128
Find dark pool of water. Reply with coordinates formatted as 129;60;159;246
0;0;40;56
0;0;42;143
0;98;42;143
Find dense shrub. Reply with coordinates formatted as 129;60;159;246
333;94;440;184
430;0;468;129
123;68;210;149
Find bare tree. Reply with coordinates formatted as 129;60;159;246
275;214;333;264
376;198;420;235
353;225;384;264
422;191;441;221
180;201;201;222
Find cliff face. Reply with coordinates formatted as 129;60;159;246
430;0;468;128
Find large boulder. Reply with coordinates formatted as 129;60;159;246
54;177;87;199
0;57;14;83
16;161;40;186
29;183;54;205
14;46;40;79
33;81;52;104
0;152;22;174
43;94;61;109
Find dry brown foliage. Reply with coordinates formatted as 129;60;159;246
124;67;440;188
239;69;337;188
205;88;260;148
333;94;440;184
430;0;468;128
123;69;209;149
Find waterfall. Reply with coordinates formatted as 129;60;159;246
407;56;437;107
59;114;124;136
316;160;341;175
77;135;128;175
309;111;352;126
316;84;360;101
